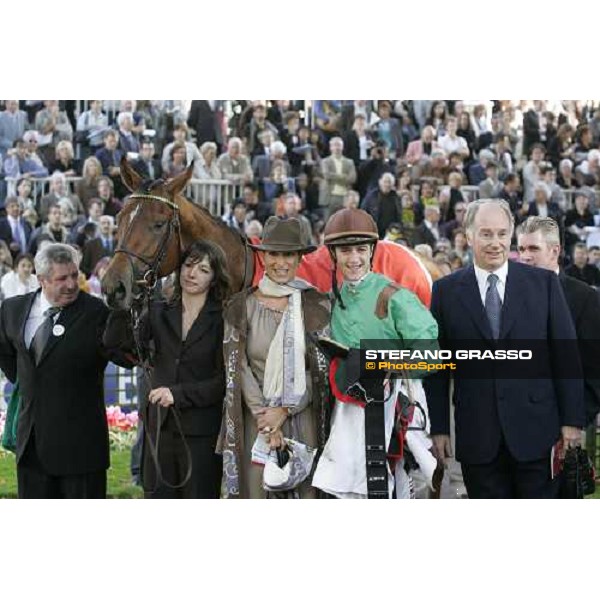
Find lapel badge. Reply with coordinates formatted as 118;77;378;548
53;324;65;337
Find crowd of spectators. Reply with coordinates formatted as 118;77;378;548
2;99;600;300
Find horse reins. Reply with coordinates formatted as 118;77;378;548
117;191;192;491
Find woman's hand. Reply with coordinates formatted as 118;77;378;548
257;407;288;433
148;387;174;407
267;429;285;450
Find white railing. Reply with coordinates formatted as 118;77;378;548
5;176;242;218
5;176;83;199
185;179;244;216
460;185;480;204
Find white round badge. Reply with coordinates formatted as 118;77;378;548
53;324;65;337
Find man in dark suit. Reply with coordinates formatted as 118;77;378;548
411;205;440;249
518;216;600;425
424;198;584;498
95;129;127;199
0;196;33;259
131;140;162;181
81;215;115;277
0;243;130;498
565;243;600;287
187;100;223;149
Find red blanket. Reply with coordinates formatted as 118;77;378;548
250;240;432;308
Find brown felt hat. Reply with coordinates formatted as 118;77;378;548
249;217;316;254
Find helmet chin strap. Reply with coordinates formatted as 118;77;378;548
327;243;376;310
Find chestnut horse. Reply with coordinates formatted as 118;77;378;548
102;159;442;310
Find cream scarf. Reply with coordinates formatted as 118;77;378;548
258;275;310;410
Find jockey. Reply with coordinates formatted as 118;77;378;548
312;208;440;498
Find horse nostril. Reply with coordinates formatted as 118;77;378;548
114;281;126;301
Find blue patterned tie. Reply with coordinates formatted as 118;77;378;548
485;273;502;339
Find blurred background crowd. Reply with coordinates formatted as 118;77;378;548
1;99;600;303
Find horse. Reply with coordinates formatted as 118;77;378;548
102;159;442;310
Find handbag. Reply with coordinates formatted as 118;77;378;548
560;446;596;498
263;439;316;492
1;382;19;453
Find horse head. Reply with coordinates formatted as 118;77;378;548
102;158;194;310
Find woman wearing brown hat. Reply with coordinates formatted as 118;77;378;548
219;216;331;498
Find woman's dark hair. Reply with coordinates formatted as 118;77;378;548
171;240;231;305
429;101;448;121
14;253;35;271
170;141;187;160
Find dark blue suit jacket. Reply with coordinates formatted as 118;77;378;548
424;261;585;464
94;147;123;176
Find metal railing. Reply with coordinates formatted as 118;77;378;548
5;176;242;217
185;178;245;216
5;176;82;200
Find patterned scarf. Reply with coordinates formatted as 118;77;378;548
258;275;311;410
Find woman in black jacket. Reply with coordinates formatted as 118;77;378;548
133;240;231;498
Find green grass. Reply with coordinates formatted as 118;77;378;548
2;449;599;499
0;449;143;499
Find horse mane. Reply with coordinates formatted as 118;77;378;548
178;192;248;246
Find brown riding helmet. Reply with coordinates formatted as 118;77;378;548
323;208;379;246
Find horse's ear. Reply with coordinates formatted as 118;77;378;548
165;162;194;197
120;156;142;192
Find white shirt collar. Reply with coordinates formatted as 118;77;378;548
39;290;55;315
344;270;372;288
473;260;508;304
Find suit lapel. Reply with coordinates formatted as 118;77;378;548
183;301;219;348
165;301;182;335
38;294;86;365
19;291;39;353
458;266;494;340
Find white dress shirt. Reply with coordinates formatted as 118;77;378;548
24;290;59;349
473;260;508;306
0;271;39;301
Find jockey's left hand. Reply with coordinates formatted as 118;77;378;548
148;387;174;408
561;426;582;453
257;407;288;433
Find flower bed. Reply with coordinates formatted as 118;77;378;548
106;406;139;451
0;406;139;455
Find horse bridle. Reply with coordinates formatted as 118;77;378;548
115;190;192;490
114;192;182;292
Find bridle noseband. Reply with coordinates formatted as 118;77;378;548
115;190;192;491
114;192;182;292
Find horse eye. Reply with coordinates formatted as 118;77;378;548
154;222;166;230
